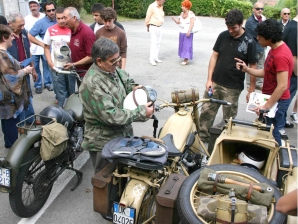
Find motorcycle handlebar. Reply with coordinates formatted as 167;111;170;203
157;98;231;110
54;67;85;82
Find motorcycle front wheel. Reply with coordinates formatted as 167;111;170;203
177;164;286;224
9;147;54;218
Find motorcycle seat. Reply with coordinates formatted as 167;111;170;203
161;134;183;157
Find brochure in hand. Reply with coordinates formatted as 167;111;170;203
246;92;278;118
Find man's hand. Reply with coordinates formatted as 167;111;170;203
31;69;37;81
205;80;213;91
254;104;269;116
63;63;74;70
145;102;155;118
235;58;248;72
246;92;251;103
24;65;33;75
147;24;150;32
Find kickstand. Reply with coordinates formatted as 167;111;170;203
67;167;83;191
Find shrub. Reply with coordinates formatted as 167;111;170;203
82;0;119;14
55;0;83;11
118;0;152;18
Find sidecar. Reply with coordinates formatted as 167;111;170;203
177;117;298;224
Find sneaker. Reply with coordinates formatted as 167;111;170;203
290;113;298;124
285;120;294;128
279;129;286;135
149;60;156;66
154;58;163;63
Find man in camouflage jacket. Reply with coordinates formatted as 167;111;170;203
79;37;154;173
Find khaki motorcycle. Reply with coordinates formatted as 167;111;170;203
95;89;231;223
177;109;298;223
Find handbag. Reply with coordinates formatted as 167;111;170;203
192;17;202;33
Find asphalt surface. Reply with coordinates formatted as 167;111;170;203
0;16;297;224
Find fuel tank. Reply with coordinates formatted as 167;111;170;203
159;110;195;151
64;93;84;122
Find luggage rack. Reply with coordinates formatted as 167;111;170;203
16;114;55;134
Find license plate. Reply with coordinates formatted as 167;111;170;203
113;202;135;224
0;167;11;187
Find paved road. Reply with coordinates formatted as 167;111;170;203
0;16;297;224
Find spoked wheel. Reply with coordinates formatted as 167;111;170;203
177;164;286;224
9;147;55;218
137;187;157;224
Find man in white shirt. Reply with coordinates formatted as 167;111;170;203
24;0;48;94
43;7;74;107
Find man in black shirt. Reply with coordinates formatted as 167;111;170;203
199;9;257;143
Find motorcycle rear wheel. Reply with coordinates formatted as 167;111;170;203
177;164;286;224
137;187;156;224
9;147;53;218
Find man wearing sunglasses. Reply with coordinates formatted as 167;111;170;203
245;2;266;97
280;8;291;32
28;1;57;94
79;38;154;174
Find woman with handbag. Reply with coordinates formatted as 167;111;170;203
0;24;32;149
172;0;195;65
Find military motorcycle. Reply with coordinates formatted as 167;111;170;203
0;69;85;218
177;109;298;224
96;88;231;223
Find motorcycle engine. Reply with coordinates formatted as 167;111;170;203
68;126;84;152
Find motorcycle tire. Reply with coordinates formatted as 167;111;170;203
177;164;286;224
9;147;53;218
138;187;156;224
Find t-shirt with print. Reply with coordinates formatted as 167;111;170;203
43;23;71;68
212;30;257;90
262;43;293;99
69;21;95;77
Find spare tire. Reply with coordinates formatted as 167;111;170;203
177;164;286;224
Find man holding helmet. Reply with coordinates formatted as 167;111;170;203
79;37;154;173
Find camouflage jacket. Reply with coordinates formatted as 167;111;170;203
0;50;30;119
79;64;147;152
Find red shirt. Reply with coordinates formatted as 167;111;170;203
69;21;96;77
262;43;293;99
15;33;26;61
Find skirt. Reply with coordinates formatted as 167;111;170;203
178;32;194;60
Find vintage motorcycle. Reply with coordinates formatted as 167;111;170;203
0;69;85;218
95;89;231;223
177;109;298;224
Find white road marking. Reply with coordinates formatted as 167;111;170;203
18;150;90;224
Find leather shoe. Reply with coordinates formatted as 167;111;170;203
45;86;53;91
35;88;42;94
285;120;294;128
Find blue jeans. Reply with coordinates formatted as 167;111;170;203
51;70;76;107
33;54;52;89
267;98;291;146
19;97;35;124
284;76;297;123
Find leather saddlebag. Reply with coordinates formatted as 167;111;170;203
156;173;187;224
91;162;118;216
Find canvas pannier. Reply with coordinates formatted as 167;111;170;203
40;121;68;161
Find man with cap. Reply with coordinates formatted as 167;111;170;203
28;1;56;94
24;0;45;95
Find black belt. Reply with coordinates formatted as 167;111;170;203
150;24;162;27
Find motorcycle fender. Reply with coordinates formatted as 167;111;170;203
119;179;150;221
0;130;41;193
159;111;195;151
63;93;83;122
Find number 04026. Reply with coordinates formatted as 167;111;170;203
0;167;11;188
113;203;135;224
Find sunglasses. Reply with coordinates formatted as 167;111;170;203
255;8;264;11
46;9;56;13
283;13;290;15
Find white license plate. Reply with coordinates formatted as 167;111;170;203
113;203;135;224
0;167;11;187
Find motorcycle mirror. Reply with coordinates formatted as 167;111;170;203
60;45;70;57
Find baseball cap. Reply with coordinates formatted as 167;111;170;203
28;0;39;4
